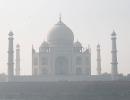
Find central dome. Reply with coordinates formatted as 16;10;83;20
47;20;74;45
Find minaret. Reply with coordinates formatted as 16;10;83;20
16;44;20;75
8;31;14;78
59;13;61;22
97;44;101;75
86;45;91;76
32;45;35;75
111;30;118;77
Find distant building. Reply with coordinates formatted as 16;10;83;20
32;18;91;76
6;17;124;82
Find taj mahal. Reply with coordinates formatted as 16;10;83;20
32;17;91;76
5;16;126;82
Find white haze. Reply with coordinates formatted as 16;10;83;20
0;0;130;75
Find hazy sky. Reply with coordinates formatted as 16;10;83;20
0;0;130;75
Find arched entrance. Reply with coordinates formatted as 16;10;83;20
55;56;69;75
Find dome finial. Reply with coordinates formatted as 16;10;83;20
112;29;116;36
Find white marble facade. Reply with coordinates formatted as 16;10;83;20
32;19;91;76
